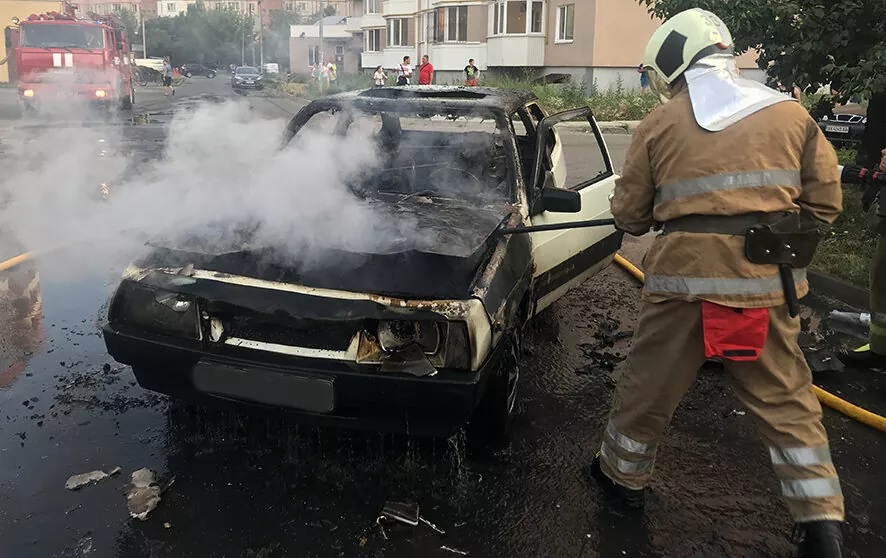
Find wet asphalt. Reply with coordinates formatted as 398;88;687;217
1;78;885;558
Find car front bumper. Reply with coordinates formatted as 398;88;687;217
819;122;865;143
232;80;263;89
103;324;499;436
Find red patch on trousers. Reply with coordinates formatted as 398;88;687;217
701;302;770;361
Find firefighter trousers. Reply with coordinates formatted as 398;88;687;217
869;220;886;355
599;299;844;523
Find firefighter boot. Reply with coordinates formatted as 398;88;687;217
586;453;645;509
794;521;843;558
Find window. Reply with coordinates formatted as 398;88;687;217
166;2;175;12
365;0;379;14
365;28;381;52
556;4;575;42
493;0;539;35
112;3;122;11
309;45;320;65
387;18;408;47
427;10;443;44
446;6;467;42
530;1;543;33
335;45;344;55
493;1;504;35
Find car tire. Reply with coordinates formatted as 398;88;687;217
121;87;134;110
207;71;216;79
467;327;522;448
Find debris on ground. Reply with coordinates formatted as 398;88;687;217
724;409;747;418
126;468;174;521
441;546;469;555
379;501;419;526
420;516;446;534
65;466;122;490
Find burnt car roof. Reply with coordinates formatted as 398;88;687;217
306;86;538;114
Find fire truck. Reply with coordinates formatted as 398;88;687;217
3;4;136;112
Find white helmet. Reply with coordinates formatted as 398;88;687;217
643;8;734;101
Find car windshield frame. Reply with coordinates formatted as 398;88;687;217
287;102;519;205
20;23;105;50
236;67;260;76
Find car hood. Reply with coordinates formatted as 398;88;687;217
137;199;515;299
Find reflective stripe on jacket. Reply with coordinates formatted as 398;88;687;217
611;86;842;308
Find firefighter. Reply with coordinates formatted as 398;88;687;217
589;8;844;557
839;147;886;369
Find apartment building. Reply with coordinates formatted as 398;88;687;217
345;0;762;89
157;0;284;18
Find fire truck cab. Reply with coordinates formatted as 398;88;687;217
4;8;135;112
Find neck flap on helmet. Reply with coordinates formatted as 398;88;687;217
685;53;794;132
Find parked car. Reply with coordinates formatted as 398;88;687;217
818;103;867;146
102;87;623;442
231;66;263;90
181;63;217;78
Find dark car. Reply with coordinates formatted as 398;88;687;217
818;104;867;146
231;66;263;90
102;87;623;442
181;63;217;78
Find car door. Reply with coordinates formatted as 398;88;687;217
528;107;623;314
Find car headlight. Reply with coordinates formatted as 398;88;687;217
862;117;868;124
359;320;471;370
822;115;829;121
109;281;201;339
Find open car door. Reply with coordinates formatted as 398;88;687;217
528;107;624;314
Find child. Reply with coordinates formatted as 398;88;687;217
373;65;387;87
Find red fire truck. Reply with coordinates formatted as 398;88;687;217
4;4;136;113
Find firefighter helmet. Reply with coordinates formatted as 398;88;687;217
642;8;734;100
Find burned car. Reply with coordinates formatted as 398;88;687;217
102;87;623;440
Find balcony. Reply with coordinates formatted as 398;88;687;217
486;35;545;67
345;16;363;32
382;0;416;16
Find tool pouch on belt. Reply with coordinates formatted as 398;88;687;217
702;303;770;361
744;213;820;318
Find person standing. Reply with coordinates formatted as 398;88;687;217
840;147;886;369
327;58;337;88
464;59;479;86
162;57;174;96
396;56;413;86
637;63;648;93
417;55;434;86
373;65;387;87
591;8;844;558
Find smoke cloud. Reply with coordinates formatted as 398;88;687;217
0;97;421;277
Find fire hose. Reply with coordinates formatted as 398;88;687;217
612;254;886;433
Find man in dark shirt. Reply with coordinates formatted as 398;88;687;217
464;59;479;86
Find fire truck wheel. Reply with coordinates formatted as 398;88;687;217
121;88;134;110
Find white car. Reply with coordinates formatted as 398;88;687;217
102;87;622;444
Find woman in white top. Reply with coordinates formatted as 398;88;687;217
373;66;387;87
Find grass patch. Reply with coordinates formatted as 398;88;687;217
808;147;876;287
479;73;658;120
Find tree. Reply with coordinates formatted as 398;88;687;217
114;6;139;43
144;4;251;66
639;0;886;166
264;9;303;68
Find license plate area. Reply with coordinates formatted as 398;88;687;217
192;361;335;413
825;125;850;133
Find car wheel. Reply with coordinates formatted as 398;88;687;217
467;328;522;448
208;71;216;79
185;71;192;78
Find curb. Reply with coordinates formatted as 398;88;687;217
808;269;869;311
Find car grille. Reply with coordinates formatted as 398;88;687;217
227;318;358;351
833;114;864;124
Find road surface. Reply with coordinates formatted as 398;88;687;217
0;77;882;558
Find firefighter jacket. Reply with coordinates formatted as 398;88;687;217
611;86;842;308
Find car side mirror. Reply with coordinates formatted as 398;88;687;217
540;187;581;213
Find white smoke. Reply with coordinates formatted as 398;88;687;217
0;98;420;276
